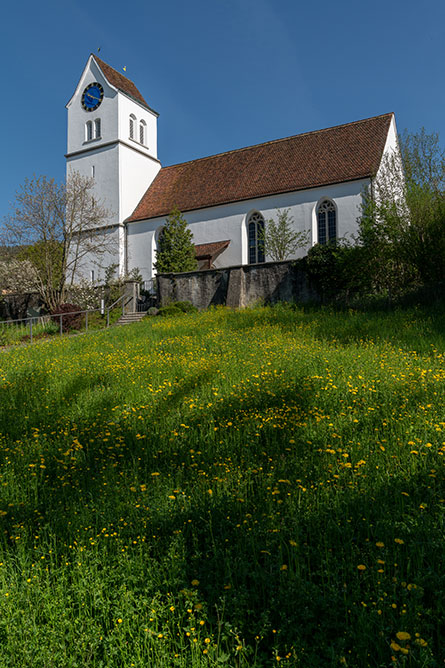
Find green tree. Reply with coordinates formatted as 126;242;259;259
154;207;197;273
359;128;445;293
262;209;309;261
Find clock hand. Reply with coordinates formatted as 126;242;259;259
86;92;101;101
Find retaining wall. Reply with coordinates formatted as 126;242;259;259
157;260;320;309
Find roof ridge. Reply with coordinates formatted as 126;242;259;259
91;54;157;113
162;113;394;171
93;54;140;91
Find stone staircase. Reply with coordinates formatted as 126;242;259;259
115;311;147;326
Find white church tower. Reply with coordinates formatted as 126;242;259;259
65;54;161;277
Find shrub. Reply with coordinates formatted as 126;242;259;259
158;301;198;317
68;279;101;310
51;303;82;332
306;242;371;303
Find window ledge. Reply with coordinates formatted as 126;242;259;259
128;136;148;149
83;137;102;145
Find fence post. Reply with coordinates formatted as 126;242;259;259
60;314;63;336
29;319;33;344
85;311;88;332
107;309;110;328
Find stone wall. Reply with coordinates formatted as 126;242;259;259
157;260;320;309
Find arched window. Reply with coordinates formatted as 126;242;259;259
129;114;136;140
86;121;93;141
247;211;265;264
94;118;101;138
139;120;146;145
317;199;337;245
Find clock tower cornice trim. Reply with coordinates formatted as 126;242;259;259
65;138;162;163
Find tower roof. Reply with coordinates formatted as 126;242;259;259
127;113;394;222
93;55;158;115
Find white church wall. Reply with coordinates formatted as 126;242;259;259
67;225;120;285
118;93;158;159
118;144;161;224
374;114;404;203
67;144;121;226
127;178;370;281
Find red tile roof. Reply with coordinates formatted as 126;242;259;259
127;113;393;222
94;55;157;113
195;240;230;259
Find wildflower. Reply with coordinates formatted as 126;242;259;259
396;631;411;641
117;618;123;624
415;638;427;647
390;642;401;652
394;538;404;545
376;541;384;548
280;564;288;571
204;638;211;644
357;564;366;571
191;579;199;586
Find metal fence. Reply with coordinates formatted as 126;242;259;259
0;294;132;347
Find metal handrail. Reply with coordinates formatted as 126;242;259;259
0;294;134;346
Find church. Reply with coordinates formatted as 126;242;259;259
66;55;399;283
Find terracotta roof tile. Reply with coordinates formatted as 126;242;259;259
128;113;393;222
195;240;230;259
94;55;156;113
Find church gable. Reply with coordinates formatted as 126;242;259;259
128;113;393;222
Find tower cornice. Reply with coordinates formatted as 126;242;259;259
65;139;162;164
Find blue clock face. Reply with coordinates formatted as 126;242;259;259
81;82;104;111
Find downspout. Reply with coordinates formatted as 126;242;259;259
124;221;128;275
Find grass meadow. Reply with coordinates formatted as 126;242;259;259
0;304;444;667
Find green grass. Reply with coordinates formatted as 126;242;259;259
0;307;122;347
0;304;444;667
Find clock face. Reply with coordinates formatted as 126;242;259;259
81;82;104;111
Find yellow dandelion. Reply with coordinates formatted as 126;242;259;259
396;631;411;641
390;642;401;652
357;564;366;571
280;564;288;571
191;579;199;586
394;538;404;545
376;541;385;548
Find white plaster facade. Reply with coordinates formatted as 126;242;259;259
66;56;398;284
126;178;370;280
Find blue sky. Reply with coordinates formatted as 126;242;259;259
1;0;444;224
